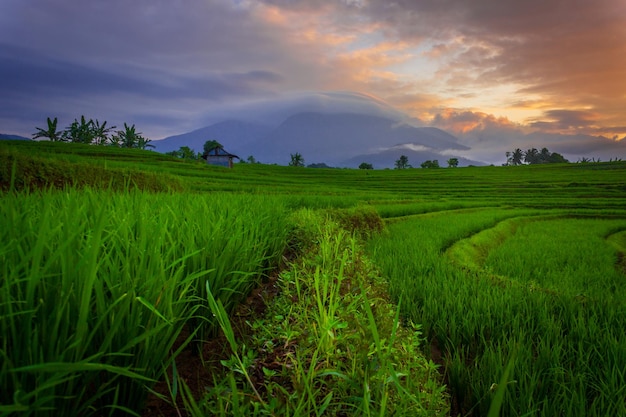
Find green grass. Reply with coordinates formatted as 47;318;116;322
483;217;626;300
189;210;449;416
0;189;288;416
3;140;626;208
368;210;626;416
2;139;626;416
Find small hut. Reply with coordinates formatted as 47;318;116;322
202;145;240;168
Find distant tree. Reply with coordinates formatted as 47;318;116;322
447;158;459;168
307;162;333;168
202;140;223;156
115;123;146;148
136;135;154;150
524;148;539;164
166;146;198;160
420;160;440;169
359;162;374;170
109;134;122;147
507;147;568;164
289;152;305;167
548;152;568;163
246;155;257;164
528;147;553;164
32;117;62;141
92;119;116;145
394;155;410;169
179;146;197;160
509;148;524;165
63;116;95;143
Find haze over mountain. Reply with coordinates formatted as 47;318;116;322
152;91;626;166
0;134;29;141
153;120;272;154
152;92;482;168
2;1;625;163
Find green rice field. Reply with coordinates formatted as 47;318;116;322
1;140;625;416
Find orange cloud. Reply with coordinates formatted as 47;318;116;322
431;109;518;134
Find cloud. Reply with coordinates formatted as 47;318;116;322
196;90;412;127
0;0;624;159
0;0;341;137
430;108;626;164
325;0;626;135
431;109;519;135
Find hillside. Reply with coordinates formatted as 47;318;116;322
152;120;272;154
3;139;626;416
0;133;29;140
2;140;625;207
152;111;481;168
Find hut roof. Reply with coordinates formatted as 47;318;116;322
203;146;239;159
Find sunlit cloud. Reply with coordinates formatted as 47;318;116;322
0;0;624;162
431;109;518;135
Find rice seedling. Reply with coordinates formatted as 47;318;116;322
0;188;288;415
368;209;626;416
3;139;626;415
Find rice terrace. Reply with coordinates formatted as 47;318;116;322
2;139;626;417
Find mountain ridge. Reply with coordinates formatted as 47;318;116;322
154;111;481;168
0;133;30;140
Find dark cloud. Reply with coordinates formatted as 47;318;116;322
0;0;624;157
0;45;164;98
528;110;601;132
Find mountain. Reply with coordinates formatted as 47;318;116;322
153;111;474;167
246;112;469;166
152;120;272;154
151;89;483;167
0;133;29;140
343;145;484;169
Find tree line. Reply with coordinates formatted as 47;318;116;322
505;147;568;165
390;155;459;169
32;116;153;149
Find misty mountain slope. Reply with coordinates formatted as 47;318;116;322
247;112;469;165
343;145;484;169
152;120;272;154
0;133;30;140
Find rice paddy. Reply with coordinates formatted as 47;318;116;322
1;140;626;416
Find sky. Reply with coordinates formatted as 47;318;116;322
1;0;625;163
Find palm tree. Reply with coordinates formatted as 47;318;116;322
32;117;63;141
524;148;539;164
289;152;305;167
511;148;524;165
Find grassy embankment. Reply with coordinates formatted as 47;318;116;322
2;139;626;416
1;141;450;416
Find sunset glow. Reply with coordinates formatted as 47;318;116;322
1;0;625;162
